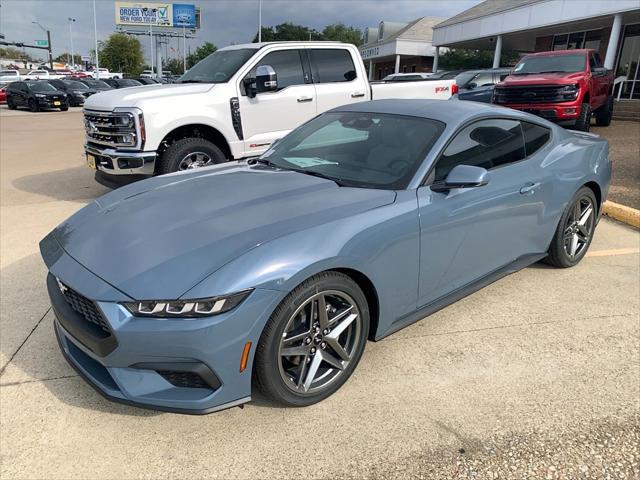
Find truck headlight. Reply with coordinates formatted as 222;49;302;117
560;84;579;99
122;289;253;318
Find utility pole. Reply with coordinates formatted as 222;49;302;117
32;21;53;69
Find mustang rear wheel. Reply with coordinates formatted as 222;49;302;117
546;186;597;268
253;272;369;406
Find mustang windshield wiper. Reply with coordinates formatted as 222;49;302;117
285;168;350;187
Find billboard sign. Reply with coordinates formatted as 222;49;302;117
115;2;196;27
173;3;196;28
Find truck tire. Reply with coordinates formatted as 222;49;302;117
157;137;227;175
573;103;591;132
595;96;613;127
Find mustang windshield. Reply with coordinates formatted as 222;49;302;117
260;112;444;189
179;48;257;83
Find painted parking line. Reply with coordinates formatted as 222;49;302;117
586;247;640;257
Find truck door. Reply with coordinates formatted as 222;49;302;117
237;48;317;157
306;47;368;112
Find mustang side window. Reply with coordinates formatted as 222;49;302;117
434;118;526;181
522;121;551;156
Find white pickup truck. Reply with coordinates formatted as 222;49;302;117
82;41;457;187
91;68;123;80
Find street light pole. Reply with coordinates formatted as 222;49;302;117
93;0;99;75
68;17;76;70
183;25;187;73
32;21;53;69
258;0;262;43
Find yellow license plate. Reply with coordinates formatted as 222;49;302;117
86;154;96;169
53;101;61;106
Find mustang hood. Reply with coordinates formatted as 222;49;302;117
49;164;395;300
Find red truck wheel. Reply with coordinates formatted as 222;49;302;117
595;96;613;127
574;103;592;132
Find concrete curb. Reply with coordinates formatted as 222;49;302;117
603;201;640;229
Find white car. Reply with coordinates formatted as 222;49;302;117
82;41;458;187
140;70;156;78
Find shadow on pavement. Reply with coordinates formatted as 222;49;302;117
12;166;110;202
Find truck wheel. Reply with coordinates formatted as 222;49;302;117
157;137;227;174
595;96;613;127
573;103;591;132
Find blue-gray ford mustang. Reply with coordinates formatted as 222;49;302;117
40;100;611;414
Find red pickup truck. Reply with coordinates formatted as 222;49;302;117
493;49;614;132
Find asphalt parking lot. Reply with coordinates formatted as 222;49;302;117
1;107;639;479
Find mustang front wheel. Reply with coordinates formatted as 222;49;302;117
546;186;597;268
253;272;369;406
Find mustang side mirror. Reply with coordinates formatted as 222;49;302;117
256;65;278;94
431;165;490;193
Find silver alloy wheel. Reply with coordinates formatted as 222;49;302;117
277;290;361;394
563;195;595;260
178;151;213;170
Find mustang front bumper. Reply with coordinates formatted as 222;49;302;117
43;244;282;414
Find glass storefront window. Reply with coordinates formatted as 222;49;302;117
552;29;601;51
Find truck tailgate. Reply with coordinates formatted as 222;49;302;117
370;79;456;100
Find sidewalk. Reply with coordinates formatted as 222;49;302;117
592;120;640;210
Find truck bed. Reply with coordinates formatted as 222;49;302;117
370;79;456;100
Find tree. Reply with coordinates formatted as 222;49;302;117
253;23;322;42
54;53;83;65
322;23;362;46
186;42;217;68
0;47;41;63
164;58;184;75
439;48;520;70
98;33;144;76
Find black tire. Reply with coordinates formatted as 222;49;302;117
6;98;17;110
595;96;613;127
546;186;598;268
60;105;69;111
253;271;370;407
573;103;591;132
156;137;227;174
28;98;39;113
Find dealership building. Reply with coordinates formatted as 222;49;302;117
359;17;444;80
431;0;640;101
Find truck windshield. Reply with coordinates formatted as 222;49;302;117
513;54;586;74
179;48;257;84
256;112;444;190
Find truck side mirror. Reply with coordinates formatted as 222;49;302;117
256;65;277;94
592;66;607;77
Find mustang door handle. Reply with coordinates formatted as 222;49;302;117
350;91;365;98
297;96;313;103
520;182;541;195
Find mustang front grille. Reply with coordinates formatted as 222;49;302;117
58;281;111;334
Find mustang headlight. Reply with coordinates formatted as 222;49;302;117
123;289;253;318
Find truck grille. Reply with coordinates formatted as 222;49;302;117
84;110;140;149
493;85;578;104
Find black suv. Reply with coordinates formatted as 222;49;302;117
48;79;96;106
77;78;113;91
102;78;143;89
5;81;69;112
